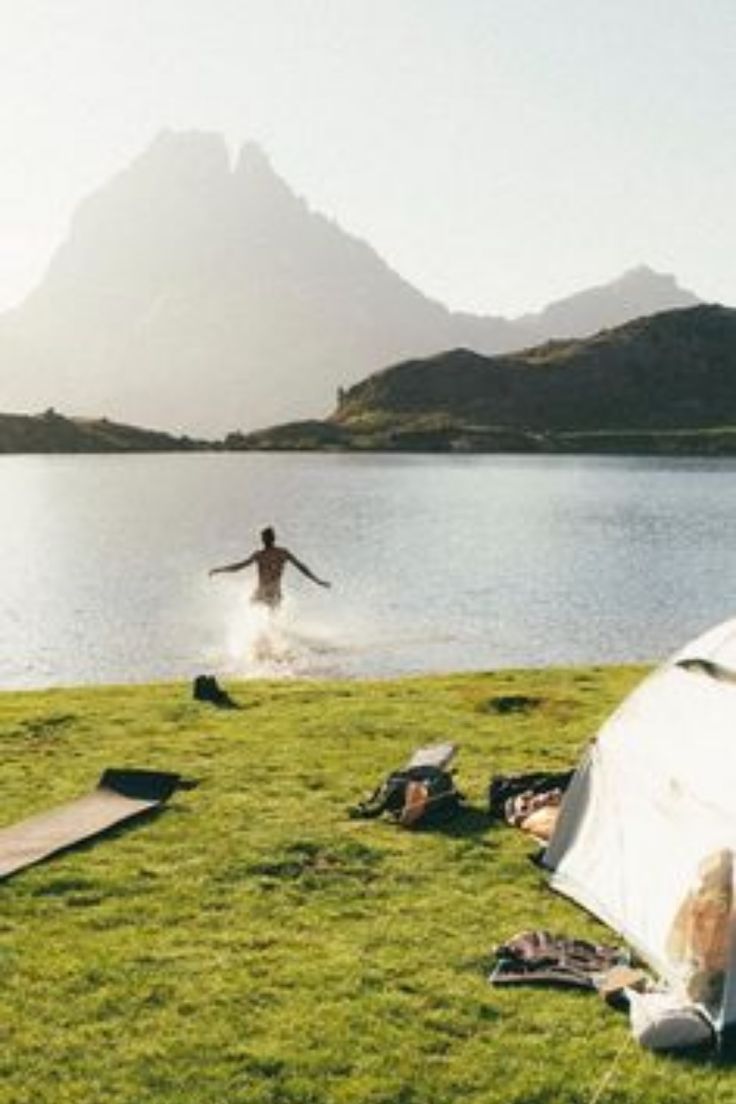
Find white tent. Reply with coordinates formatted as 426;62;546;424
545;618;736;1035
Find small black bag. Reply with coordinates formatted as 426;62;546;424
192;674;238;709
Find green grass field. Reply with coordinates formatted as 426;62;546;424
2;667;735;1103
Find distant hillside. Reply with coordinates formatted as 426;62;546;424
514;264;699;344
228;306;736;454
0;410;208;453
0;130;699;436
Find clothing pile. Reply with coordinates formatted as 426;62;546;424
489;930;631;991
488;770;574;842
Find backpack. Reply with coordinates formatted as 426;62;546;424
349;764;463;828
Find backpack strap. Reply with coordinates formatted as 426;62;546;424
348;771;410;820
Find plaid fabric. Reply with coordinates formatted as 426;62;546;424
504;788;564;828
488;770;574;820
490;930;626;990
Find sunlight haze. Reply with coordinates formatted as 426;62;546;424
0;0;734;315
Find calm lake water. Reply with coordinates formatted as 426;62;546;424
2;451;736;689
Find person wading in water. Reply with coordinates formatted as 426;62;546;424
209;526;330;610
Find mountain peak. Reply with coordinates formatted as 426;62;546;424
0;131;707;435
616;264;682;290
234;139;300;209
514;264;700;343
235;139;273;174
135;128;231;180
621;263;658;278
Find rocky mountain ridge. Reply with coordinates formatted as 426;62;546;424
1;130;700;434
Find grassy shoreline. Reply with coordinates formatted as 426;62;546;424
3;667;735;1103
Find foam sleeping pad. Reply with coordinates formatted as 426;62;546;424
0;769;187;880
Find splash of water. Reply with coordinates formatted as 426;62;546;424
204;587;459;680
218;593;345;677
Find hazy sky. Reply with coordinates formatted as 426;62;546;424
1;0;734;315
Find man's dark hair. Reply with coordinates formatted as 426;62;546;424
261;526;276;547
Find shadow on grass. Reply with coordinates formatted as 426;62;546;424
481;695;543;716
417;804;492;839
247;839;384;885
662;1036;736;1068
15;712;78;740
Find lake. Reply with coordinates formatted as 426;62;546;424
2;451;736;689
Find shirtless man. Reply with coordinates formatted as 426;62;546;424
209;526;330;609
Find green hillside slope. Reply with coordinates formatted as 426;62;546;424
0;410;209;453
229;305;736;454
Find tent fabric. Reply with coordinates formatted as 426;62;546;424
544;618;736;1033
0;769;184;880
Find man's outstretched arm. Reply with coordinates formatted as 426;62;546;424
209;552;256;577
286;551;331;588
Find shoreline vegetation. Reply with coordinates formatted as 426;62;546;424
4;665;733;1102
6;408;736;458
224;419;736;456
